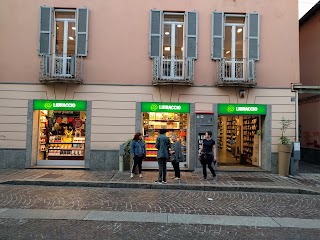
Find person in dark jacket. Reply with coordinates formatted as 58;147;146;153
198;131;217;180
155;129;171;184
170;133;183;180
130;132;146;178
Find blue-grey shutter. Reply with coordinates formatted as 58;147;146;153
38;6;52;55
149;10;162;58
45;55;51;75
212;12;224;60
76;8;89;56
248;13;260;60
186;11;198;59
70;56;75;76
248;59;254;80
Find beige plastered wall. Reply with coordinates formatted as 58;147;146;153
0;84;295;154
0;0;299;87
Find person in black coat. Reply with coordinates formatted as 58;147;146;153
198;131;217;180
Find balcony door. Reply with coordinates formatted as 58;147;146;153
53;11;76;77
224;16;245;80
162;14;184;79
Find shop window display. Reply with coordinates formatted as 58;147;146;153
38;110;86;160
143;112;188;162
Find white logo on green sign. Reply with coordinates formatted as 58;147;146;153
150;104;158;111
227;105;235;113
44;101;53;109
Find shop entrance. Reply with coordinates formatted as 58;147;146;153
217;103;267;169
141;102;190;169
218;115;260;167
33;100;87;167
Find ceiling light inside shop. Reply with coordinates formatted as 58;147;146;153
68;36;74;40
72;27;76;30
181;47;183;51
237;28;243;33
165;32;170;35
56;26;59;29
226;51;230;54
164;47;171;51
177;25;182;28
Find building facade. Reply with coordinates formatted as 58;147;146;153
0;0;299;172
299;2;320;165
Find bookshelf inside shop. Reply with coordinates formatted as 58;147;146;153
218;115;260;165
242;116;259;163
143;112;187;161
218;118;224;150
226;117;237;152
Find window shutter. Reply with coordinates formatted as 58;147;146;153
211;12;224;60
149;10;162;58
76;8;89;56
186;11;198;59
248;13;260;60
38;6;52;55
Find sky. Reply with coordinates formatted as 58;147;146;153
299;0;319;18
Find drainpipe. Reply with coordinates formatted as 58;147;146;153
291;83;301;141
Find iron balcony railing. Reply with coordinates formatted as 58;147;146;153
40;54;83;83
215;58;257;87
152;56;194;85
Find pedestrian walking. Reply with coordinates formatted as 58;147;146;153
155;129;171;184
170;133;183;180
198;131;217;180
130;132;146;178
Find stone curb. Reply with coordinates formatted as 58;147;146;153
1;180;320;195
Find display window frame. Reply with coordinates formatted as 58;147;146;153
33;100;87;167
141;102;190;169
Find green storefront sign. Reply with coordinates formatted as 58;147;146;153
141;102;190;113
34;100;87;111
218;104;266;115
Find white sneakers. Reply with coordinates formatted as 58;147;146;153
130;173;143;179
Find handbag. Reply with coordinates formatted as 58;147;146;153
170;154;177;163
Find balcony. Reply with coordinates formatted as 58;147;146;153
39;54;83;84
152;56;194;85
215;58;257;87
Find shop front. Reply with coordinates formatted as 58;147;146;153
217;104;267;168
141;102;190;169
33;100;87;166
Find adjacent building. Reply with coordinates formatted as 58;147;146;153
299;1;320;165
0;0;299;172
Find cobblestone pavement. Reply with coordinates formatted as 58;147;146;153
0;219;320;240
0;169;320;193
0;185;320;219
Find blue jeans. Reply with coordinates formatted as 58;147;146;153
157;158;167;182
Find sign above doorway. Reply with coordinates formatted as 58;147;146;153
141;102;190;113
34;100;87;111
218;104;266;115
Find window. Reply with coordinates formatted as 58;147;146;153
38;7;89;57
149;10;198;81
38;6;89;79
212;12;259;81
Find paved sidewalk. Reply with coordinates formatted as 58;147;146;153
1;208;320;229
0;169;319;195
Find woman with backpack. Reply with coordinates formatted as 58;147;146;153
130;132;146;178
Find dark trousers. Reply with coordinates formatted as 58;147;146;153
131;156;143;174
157;158;167;182
202;160;216;179
172;161;180;178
